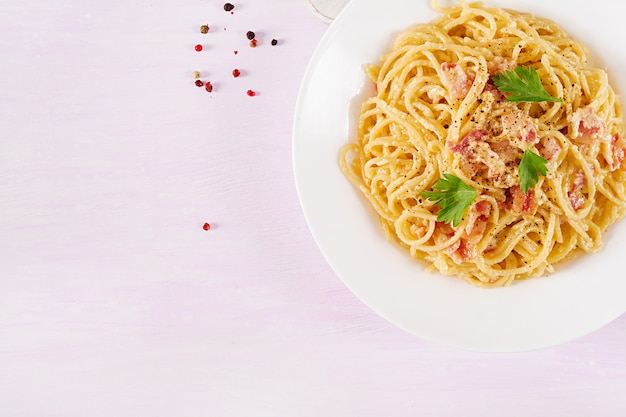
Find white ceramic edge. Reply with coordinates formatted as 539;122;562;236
293;0;626;352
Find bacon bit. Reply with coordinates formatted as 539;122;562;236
246;89;256;96
436;221;455;237
205;82;213;92
249;39;258;48
568;170;586;210
474;200;492;216
571;170;586;193
572;107;605;140
448;129;488;153
446;238;477;263
601;133;626;171
437;219;483;263
610;134;626;170
440;62;472;100
466;215;489;244
410;224;428;239
501;110;538;146
457;239;477;262
463;200;492;243
537;135;562;162
500;187;535;214
569;193;585;211
232;68;241;77
502;186;538;215
449;129;515;187
194;80;204;87
488;56;516;76
489;139;518;165
579;110;604;135
203;222;211;231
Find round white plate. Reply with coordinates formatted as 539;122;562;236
292;0;626;352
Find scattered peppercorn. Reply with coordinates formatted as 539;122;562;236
246;89;256;96
249;39;258;48
234;50;238;55
271;38;278;46
205;82;213;92
193;71;201;79
194;44;203;51
232;69;241;77
246;31;255;40
195;80;204;87
223;3;234;11
200;24;209;34
203;222;211;231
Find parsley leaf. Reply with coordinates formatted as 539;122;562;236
491;66;562;103
421;173;478;227
519;148;549;193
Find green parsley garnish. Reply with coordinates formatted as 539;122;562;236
519;148;549;193
421;173;478;227
491;66;562;103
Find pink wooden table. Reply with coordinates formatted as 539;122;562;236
1;1;625;415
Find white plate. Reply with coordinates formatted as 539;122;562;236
292;0;626;352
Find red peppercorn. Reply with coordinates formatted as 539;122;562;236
249;39;258;48
194;44;203;51
195;80;204;87
232;69;241;77
205;82;213;92
246;89;256;96
234;50;238;55
203;222;211;231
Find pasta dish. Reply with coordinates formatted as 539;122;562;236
339;0;626;287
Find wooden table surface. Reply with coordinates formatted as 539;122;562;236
1;0;625;416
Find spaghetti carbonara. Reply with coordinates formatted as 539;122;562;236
339;0;626;287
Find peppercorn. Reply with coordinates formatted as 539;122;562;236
246;31;255;40
195;80;204;87
200;24;209;34
232;69;241;78
223;3;234;11
203;222;211;231
246;89;256;96
249;39;258;48
194;44;203;51
205;82;213;92
271;38;278;46
193;71;201;79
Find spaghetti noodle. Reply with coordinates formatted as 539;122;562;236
339;0;626;287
